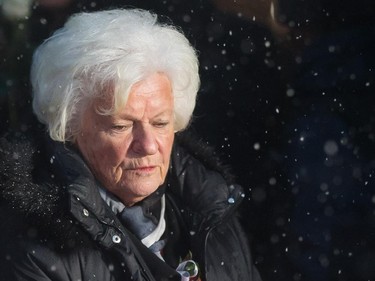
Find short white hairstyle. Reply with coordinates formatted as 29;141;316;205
31;8;200;142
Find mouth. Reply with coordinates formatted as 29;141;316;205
129;166;156;174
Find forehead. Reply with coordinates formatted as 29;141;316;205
131;73;172;98
92;73;173;118
126;73;173;108
124;74;173;118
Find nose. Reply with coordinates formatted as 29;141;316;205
131;124;158;156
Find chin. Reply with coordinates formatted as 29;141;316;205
122;181;160;196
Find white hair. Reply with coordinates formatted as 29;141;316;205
31;8;200;142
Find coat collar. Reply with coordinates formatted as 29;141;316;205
0;130;244;247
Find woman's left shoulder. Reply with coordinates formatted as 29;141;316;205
168;131;244;217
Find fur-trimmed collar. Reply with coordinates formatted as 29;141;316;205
0;131;89;248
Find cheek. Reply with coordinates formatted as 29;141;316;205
78;136;101;168
78;134;124;172
93;141;125;167
160;133;174;166
108;142;127;163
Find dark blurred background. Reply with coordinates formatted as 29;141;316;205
1;0;375;280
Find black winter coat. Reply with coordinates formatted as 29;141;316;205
0;132;262;281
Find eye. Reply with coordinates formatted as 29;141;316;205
153;121;170;128
111;123;132;131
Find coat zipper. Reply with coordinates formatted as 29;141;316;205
202;186;244;280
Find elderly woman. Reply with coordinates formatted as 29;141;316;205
0;9;261;281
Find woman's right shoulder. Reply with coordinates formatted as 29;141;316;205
0;226;113;281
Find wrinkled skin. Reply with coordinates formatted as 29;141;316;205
76;73;175;206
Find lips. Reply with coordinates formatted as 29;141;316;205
126;165;157;174
133;166;156;172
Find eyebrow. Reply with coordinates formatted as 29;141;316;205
115;109;173;121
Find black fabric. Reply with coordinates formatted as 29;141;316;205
0;130;262;281
162;194;191;268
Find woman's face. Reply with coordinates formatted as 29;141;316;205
76;73;175;206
